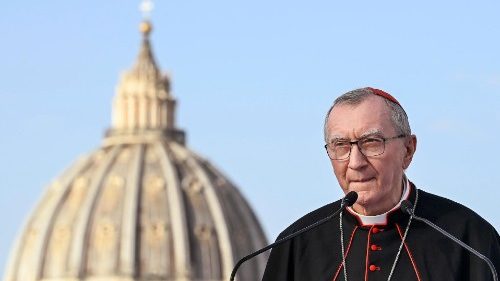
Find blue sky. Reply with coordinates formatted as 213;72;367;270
1;1;500;276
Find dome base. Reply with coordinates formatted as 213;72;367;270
103;128;185;146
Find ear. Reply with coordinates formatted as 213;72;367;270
402;135;417;169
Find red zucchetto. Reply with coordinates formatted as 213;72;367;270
367;87;401;107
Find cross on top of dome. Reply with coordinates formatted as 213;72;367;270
139;0;154;35
140;0;154;20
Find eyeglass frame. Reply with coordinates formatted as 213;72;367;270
324;134;407;161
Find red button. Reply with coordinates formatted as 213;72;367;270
369;265;380;271
370;244;381;251
372;227;380;233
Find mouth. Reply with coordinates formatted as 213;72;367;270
349;177;375;183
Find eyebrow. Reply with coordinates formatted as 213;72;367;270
328;129;383;143
359;129;383;138
328;135;345;143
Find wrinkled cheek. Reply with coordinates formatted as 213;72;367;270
340;183;350;193
332;165;347;188
336;176;349;192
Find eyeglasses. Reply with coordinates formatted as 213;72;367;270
324;134;407;160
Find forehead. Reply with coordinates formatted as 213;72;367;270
327;95;395;138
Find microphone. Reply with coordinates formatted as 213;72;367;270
400;200;498;281
229;191;358;281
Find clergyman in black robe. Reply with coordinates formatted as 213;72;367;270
262;87;500;281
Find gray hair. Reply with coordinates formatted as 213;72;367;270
323;88;411;142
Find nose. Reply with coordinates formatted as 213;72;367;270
348;143;368;169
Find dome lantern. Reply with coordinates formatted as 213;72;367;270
105;15;185;146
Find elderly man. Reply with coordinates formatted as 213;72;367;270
262;87;500;281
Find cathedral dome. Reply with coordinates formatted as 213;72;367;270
3;20;268;281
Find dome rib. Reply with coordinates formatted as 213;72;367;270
230;187;269;273
156;142;191;278
204;164;269;276
68;146;121;277
170;142;235;280
119;144;145;276
4;153;94;281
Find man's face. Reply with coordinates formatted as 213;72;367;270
325;95;416;215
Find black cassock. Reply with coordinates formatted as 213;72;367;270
262;183;500;281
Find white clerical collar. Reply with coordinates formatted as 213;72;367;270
347;176;411;226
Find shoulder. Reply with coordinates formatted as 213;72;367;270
416;189;498;235
277;199;342;239
417;189;471;213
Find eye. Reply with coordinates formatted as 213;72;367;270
333;141;350;148
360;137;383;148
362;137;381;143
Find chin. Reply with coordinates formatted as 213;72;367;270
352;191;372;206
